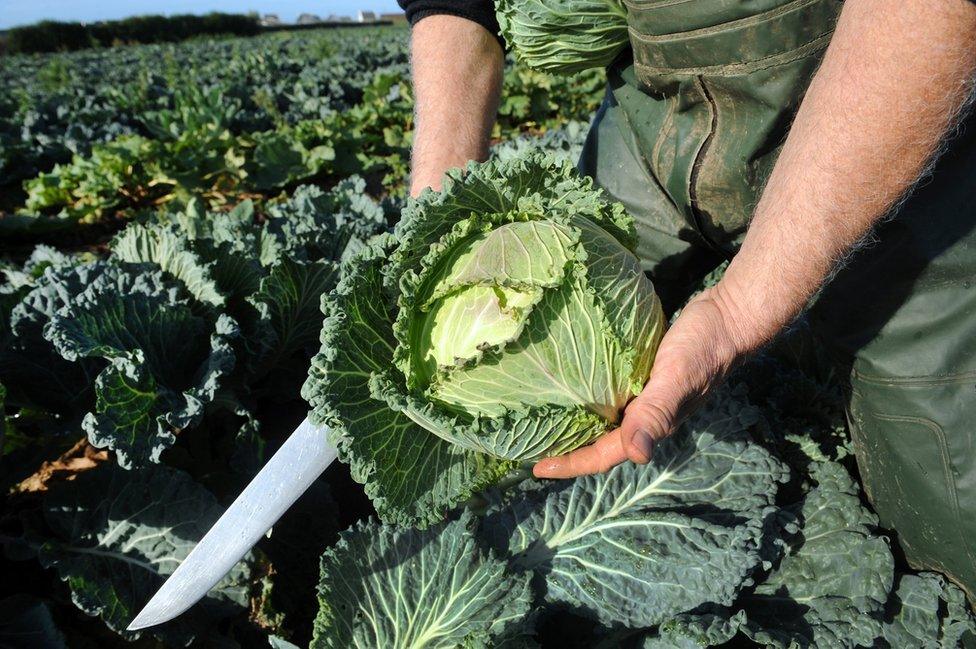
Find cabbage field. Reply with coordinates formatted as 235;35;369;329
0;25;973;649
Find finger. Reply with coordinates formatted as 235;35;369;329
615;398;673;464
533;427;628;479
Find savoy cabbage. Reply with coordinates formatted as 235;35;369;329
302;153;665;527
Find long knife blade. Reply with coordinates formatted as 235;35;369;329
127;417;337;631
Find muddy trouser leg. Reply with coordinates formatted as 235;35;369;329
577;89;725;316
809;120;976;612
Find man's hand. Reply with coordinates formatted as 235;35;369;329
534;286;746;478
534;0;976;480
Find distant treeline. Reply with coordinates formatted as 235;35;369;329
261;21;394;33
2;13;260;55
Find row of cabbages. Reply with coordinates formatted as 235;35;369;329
303;152;975;647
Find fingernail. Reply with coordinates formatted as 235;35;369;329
533;460;558;478
630;430;654;463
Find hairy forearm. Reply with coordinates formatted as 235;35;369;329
408;15;504;196
713;0;976;353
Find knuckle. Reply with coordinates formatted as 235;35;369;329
627;399;675;439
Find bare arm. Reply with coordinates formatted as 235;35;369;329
408;15;504;196
536;0;976;478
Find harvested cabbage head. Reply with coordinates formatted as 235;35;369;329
495;0;630;73
303;153;664;525
412;217;659;426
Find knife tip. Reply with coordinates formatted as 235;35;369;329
127;606;167;631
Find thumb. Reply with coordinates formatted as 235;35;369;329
617;392;677;465
618;352;699;464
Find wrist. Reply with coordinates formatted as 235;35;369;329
696;280;774;360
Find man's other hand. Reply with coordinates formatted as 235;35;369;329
408;15;503;197
533;286;746;479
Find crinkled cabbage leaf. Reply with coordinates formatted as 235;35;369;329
23;464;254;646
495;0;630;73
312;511;533;648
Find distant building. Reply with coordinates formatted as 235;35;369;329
357;10;377;22
379;12;407;24
297;13;321;25
260;14;281;26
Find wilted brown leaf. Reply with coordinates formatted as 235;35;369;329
15;438;108;493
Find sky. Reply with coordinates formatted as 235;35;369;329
0;0;404;30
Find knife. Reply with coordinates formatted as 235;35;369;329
127;417;337;631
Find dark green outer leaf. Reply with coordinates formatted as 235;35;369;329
483;389;787;628
739;462;895;649
0;594;66;649
311;512;533;648
28;463;253;646
642;607;746;649
110;222;225;308
246;257;336;385
881;572;976;649
1;261;99;414
264;178;389;266
43;263;237;467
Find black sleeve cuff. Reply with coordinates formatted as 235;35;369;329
397;0;505;47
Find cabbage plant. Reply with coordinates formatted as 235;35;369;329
303;154;665;525
495;0;630;73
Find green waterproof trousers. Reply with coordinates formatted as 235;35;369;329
577;0;976;602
